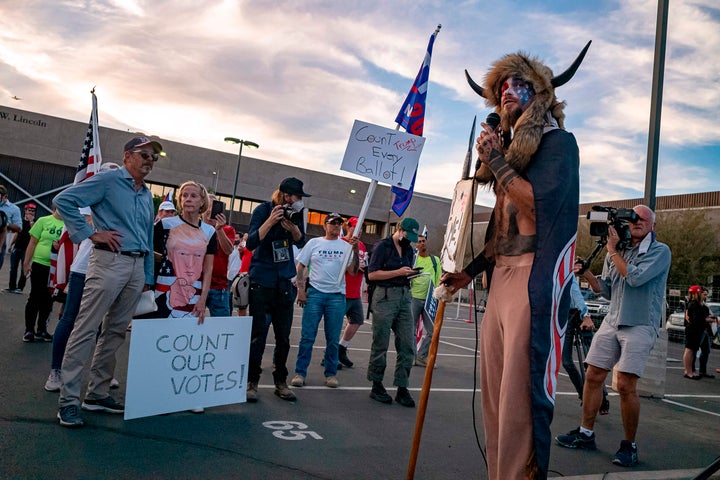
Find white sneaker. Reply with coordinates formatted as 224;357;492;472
290;375;305;387
44;369;62;392
110;378;120;389
189;407;205;414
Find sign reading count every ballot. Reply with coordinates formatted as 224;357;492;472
341;120;425;189
124;316;251;420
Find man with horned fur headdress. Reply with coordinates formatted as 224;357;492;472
442;42;590;479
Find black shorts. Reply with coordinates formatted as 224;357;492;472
345;297;364;325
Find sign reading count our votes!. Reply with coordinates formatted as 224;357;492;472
341;120;425;188
124;316;251;420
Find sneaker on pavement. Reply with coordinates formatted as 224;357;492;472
555;428;597;450
81;396;125;414
325;376;339;388
110;378;120;389
415;356;427;367
246;382;258;403
57;405;85;428
35;331;53;342
612;440;639;467
274;382;297;401
44;369;62;392
395;387;415;407
338;345;354;367
23;331;35;343
290;375;305;387
11;288;23;294
370;381;393;404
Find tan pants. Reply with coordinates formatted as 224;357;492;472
481;253;535;479
58;249;145;407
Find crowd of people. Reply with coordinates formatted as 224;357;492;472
0;38;716;478
0;136;442;429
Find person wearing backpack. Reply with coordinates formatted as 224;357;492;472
366;217;420;408
410;233;441;367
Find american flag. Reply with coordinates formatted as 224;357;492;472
74;90;103;184
50;91;103;296
391;25;440;217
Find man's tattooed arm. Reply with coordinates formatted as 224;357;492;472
487;148;535;215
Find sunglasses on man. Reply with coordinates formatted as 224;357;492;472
132;150;159;162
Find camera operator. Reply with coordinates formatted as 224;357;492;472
556;205;671;467
245;177;308;403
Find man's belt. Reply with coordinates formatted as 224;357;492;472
94;243;147;257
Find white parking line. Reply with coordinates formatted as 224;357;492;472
662;398;720;417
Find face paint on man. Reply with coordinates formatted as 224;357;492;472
501;77;534;106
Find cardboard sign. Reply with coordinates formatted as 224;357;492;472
124;316;251;420
340;120;424;188
441;179;478;273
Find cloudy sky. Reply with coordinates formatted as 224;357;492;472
1;0;718;207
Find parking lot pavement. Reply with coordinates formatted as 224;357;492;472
1;260;719;479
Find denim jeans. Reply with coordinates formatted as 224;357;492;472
51;271;86;369
248;281;294;384
294;286;346;378
206;288;231;317
8;247;27;290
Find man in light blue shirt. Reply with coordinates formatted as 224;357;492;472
0;184;22;269
53;136;161;428
556;205;671;468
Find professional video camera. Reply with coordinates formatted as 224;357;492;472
587;205;639;251
576;205;640;275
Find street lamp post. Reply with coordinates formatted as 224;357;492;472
224;137;259;225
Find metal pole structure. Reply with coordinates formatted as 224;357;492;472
230;142;243;225
643;0;669;211
224;138;259;225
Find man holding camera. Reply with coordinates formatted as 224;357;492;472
245;177;308;402
556;205;671;467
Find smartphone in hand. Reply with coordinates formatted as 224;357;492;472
210;200;224;219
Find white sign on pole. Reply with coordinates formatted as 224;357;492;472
124;316;252;420
340;120;425;188
441;179;478;273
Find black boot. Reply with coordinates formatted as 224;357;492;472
370;381;392;404
395;387;415;408
338;345;354;367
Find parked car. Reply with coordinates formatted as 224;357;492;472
666;301;720;345
581;289;610;329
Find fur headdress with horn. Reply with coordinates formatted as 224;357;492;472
466;41;591;184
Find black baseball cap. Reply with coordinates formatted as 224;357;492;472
325;212;343;224
279;177;311;197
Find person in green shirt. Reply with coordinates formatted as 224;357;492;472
22;205;64;342
410;234;441;367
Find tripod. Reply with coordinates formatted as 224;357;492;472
563;309;608;411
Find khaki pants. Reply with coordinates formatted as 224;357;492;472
481;254;534;479
58;249;145;408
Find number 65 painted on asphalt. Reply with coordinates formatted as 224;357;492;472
262;420;323;440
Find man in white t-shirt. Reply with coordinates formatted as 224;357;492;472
291;213;359;388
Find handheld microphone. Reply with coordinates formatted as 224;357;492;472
485;112;500;131
475;113;501;172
